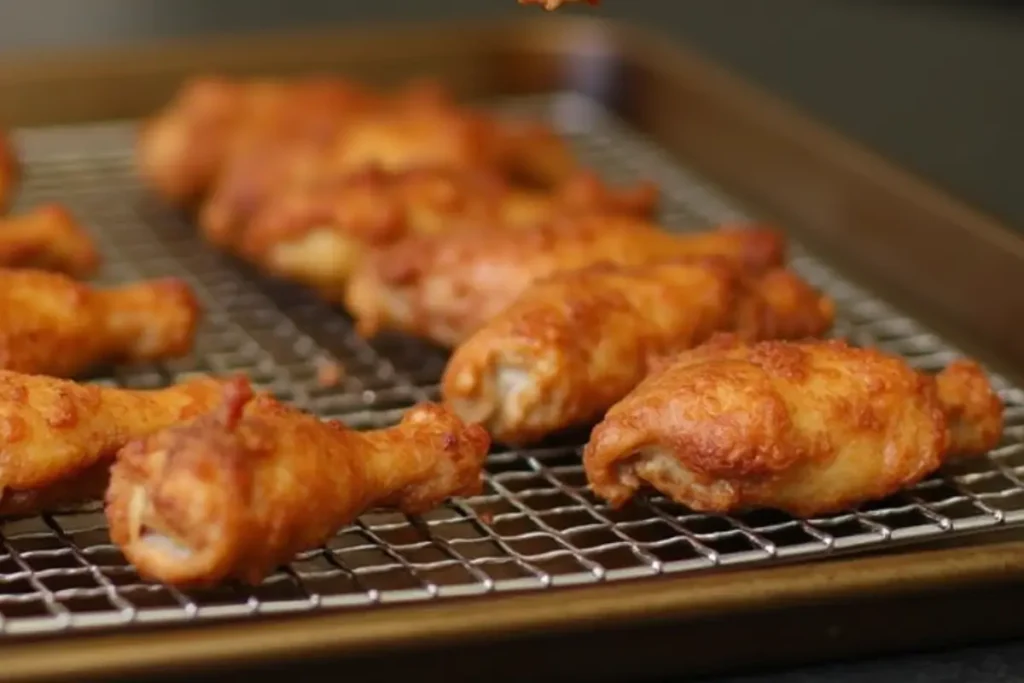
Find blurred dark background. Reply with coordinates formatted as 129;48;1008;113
0;0;1021;229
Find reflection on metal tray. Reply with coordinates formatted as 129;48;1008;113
4;92;1024;637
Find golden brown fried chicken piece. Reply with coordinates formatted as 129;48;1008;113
198;136;335;248
443;259;834;445
498;119;578;189
346;218;786;348
106;377;491;587
0;269;199;378
519;0;600;8
136;75;381;205
0;372;227;517
199;100;576;246
233;168;659;301
0;130;19;214
584;336;1004;517
0;204;100;277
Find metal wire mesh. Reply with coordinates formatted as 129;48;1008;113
2;92;1023;637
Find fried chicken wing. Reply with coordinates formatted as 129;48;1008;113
443;260;834;445
0;130;18;214
497;119;578;188
136;75;380;205
0;372;227;517
583;336;1004;517
199;101;577;246
0;269;199;377
519;0;600;9
0;204;100;277
106;377;491;587
346;218;786;347
232;168;659;301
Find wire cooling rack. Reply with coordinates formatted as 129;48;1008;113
2;93;1023;637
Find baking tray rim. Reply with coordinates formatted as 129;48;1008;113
4;539;1024;682
1;14;1024;680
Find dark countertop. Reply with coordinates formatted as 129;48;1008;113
1;1;1023;681
711;642;1024;683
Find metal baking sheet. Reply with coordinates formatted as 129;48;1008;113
2;91;1022;640
0;16;1023;683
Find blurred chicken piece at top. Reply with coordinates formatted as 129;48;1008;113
198;91;577;242
0;204;100;278
136;75;378;206
138;75;577;208
519;0;600;9
0;130;19;215
228;167;659;301
346;218;786;348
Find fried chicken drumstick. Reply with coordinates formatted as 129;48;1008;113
229;168;659;301
136;75;379;206
346;218;786;347
0;372;227;517
106;377;491;587
443;259;834;445
519;0;600;9
0;205;100;277
0;130;18;214
584;336;1004;517
140;76;575;208
0;269;199;378
198;102;576;244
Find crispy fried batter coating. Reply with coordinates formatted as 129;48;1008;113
0;269;199;378
0;204;100;277
443;259;834;445
198;103;578;247
499;119;578;188
136;75;380;205
232;168;659;301
0;372;228;517
518;0;600;9
584;336;1004;517
346;218;786;347
140;75;576;211
106;377;491;587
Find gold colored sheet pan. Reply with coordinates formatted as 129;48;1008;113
0;16;1023;682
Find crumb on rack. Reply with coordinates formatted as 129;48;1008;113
517;0;600;9
315;358;346;388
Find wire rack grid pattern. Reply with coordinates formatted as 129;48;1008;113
1;93;1022;636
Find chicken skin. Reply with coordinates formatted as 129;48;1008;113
0;130;18;214
0;372;228;517
584;336;1005;517
0;269;199;378
140;75;575;210
232;168;659;302
106;377;491;587
346;218;786;348
0;204;100;277
443;259;834;445
136;75;381;206
198;98;577;247
519;0;599;8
